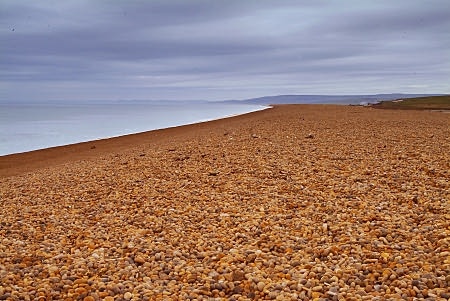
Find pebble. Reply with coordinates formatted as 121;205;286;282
134;254;146;264
124;292;132;300
231;270;245;282
1;105;448;300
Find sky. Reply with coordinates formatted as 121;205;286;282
1;0;449;102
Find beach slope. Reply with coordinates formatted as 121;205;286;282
1;105;449;300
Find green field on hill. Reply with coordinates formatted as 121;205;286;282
372;95;450;110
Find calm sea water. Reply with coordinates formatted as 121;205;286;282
0;101;267;156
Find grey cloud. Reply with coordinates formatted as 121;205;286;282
1;0;449;101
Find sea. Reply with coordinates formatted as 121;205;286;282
0;101;268;156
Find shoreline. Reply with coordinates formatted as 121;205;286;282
0;105;273;178
0;102;270;157
1;104;449;299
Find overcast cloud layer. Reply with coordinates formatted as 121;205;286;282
1;0;449;102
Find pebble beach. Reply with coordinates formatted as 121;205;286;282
0;104;449;300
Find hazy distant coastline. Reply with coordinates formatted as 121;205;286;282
223;93;444;106
2;93;442;106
